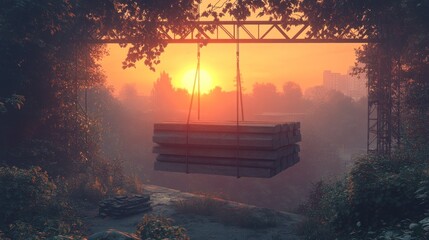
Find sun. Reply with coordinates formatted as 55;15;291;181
180;69;214;94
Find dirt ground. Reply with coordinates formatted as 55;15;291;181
82;184;304;240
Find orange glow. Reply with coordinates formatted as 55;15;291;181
101;43;362;97
98;1;364;97
175;69;214;94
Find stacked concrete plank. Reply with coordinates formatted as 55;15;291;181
98;194;151;218
152;122;301;178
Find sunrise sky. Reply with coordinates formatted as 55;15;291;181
99;1;363;96
101;43;362;96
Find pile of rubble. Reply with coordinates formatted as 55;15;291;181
98;194;151;218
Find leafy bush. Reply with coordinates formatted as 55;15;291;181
297;150;429;239
6;139;72;177
347;153;427;227
0;166;56;226
297;179;350;239
136;215;189;240
0;166;82;239
66;158;144;204
4;138;143;205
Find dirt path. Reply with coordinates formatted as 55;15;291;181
82;185;304;240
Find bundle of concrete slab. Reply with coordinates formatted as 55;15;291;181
152;122;301;178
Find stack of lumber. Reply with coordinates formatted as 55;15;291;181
152;122;301;178
98;194;151;218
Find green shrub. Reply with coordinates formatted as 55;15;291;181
348;153;428;227
136;215;189;240
296;179;350;239
297;150;429;239
6;139;142;203
301;180;350;227
66;158;144;204
6;139;73;177
0;166;82;239
0;166;56;226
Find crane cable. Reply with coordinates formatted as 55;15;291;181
185;7;245;177
185;4;202;174
236;20;244;178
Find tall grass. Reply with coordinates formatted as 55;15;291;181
174;196;279;229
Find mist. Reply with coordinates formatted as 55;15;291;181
90;71;367;211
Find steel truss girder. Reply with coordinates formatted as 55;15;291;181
92;21;376;44
87;20;396;155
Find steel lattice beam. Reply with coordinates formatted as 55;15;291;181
86;20;395;155
367;42;399;155
90;21;377;44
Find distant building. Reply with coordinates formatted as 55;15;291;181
323;68;367;100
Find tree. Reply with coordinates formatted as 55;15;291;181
209;0;429;150
282;81;304;112
298;0;429;149
94;0;200;70
251;82;281;113
151;71;176;114
0;0;200;174
283;81;302;100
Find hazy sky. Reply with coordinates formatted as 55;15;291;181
101;43;362;96
99;1;363;96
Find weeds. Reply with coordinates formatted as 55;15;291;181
136;214;189;240
174;196;279;229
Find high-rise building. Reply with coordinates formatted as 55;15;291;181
323;68;367;100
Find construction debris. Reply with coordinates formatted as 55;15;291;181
98;194;151;218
